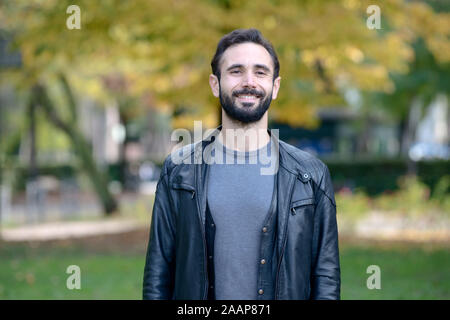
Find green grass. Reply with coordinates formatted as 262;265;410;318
0;241;448;299
0;246;145;299
340;243;450;299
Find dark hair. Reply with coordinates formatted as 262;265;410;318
211;28;280;81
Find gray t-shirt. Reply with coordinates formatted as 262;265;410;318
207;138;277;300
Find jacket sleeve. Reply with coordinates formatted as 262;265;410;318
143;159;176;299
310;165;341;300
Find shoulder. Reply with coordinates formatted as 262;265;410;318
160;141;199;177
278;140;329;176
278;140;336;205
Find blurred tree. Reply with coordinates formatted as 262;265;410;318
0;0;449;212
31;76;118;214
2;0;449;127
354;0;450;168
365;37;450;172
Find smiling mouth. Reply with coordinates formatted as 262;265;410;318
235;93;262;102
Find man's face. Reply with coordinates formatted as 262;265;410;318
209;42;281;123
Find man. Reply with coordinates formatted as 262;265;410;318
143;28;340;300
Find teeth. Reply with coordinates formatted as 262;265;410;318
239;95;257;99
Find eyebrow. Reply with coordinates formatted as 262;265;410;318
254;64;271;73
226;63;272;73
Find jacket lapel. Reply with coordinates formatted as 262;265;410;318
276;156;296;257
196;127;221;226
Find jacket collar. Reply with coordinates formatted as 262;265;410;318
194;125;304;178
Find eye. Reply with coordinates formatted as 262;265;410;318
230;70;241;74
256;71;267;76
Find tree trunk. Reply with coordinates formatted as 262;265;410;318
399;97;422;175
27;95;38;181
32;82;118;215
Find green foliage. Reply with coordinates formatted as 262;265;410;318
335;189;371;222
10;164;76;192
373;175;432;217
429;175;450;216
335;173;450;220
327;158;450;195
1;0;449;128
370;37;450;122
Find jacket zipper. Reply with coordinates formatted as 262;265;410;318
274;175;296;299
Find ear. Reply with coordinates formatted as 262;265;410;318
271;76;281;100
209;74;220;98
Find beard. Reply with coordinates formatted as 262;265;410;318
219;84;273;123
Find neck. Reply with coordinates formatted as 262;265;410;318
219;110;270;152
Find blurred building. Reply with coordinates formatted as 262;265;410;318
275;106;400;160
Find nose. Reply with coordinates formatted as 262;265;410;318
242;71;257;88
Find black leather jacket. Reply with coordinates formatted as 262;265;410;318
143;127;340;300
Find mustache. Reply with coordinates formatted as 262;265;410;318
232;89;264;98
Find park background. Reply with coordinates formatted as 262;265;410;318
0;0;449;299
